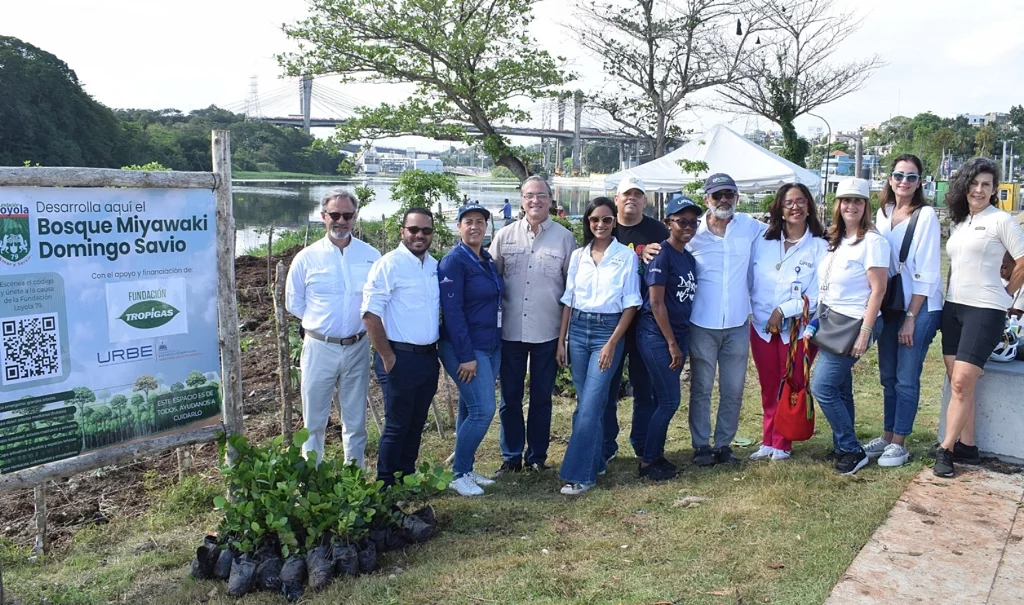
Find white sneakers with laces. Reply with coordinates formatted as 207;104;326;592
560;482;594;496
877;443;910;467
466;471;495;487
450;474;484;496
749;445;775;460
863;437;890;459
770;449;791;461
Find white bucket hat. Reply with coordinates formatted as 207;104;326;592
835;178;870;200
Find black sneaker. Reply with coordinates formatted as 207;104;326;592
953;441;981;465
492;460;522;478
834;450;869;475
638;458;678;481
821;449;837;463
933;447;955;478
526;462;553;473
693;446;714;467
712;446;740;465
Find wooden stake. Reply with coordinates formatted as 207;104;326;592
33;485;47;555
266;226;274;286
367;394;383;435
430;398;447;440
273;261;293;442
443;375;456;426
213;130;245;467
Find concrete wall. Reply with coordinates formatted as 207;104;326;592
938;359;1024;464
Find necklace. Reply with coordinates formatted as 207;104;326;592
784;237;802;244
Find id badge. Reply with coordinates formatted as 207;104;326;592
497;307;503;328
790;281;802;300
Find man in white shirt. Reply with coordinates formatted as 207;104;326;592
683;174;764;466
286;189;381;468
361;207;441;486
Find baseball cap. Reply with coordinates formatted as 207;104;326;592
835;178;870;200
456;203;490;221
616;176;646;195
704;173;737;194
665;194;701;217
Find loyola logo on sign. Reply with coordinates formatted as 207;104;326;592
118;301;180;329
0;204;31;265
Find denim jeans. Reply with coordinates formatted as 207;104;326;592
439;341;500;477
559;310;625;485
498;338;558;466
637;327;688;464
375;347;439;486
877;309;941;436
604;321;654;459
688;322;750;449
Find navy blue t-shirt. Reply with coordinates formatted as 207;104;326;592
639;240;697;342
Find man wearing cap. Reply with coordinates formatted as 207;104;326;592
286;189;381;468
488;175;576;476
645;173;765;466
362;207;441;486
603;176;670;464
502;198;514;226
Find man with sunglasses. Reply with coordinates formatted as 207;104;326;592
286;189;381;468
603;176;669;465
361;207;442;487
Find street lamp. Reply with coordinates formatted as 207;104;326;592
808;111;832;199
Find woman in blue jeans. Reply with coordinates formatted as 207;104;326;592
438;203;505;497
810;178;889;476
556;197;641;495
636;195;700;480
867;154;944;468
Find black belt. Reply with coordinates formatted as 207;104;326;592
389;340;436;354
306;330;366;346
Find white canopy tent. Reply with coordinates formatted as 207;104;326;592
604;124;822;196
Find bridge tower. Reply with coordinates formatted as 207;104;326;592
555;97;566;173
300;77;313;134
572;90;583;176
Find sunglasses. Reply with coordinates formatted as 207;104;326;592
324;211;356;222
711;190;737;201
588;215;615;225
782;198;808;208
667;218;700;229
403;226;435;235
891;171;920;184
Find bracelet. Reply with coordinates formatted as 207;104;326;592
860;326;874;334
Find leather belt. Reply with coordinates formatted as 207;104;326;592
389;340;437;355
306;329;366;346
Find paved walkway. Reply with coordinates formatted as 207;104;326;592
827;466;1024;604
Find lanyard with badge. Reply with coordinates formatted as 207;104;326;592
457;243;503;328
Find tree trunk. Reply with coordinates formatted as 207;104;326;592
779;119;806;167
495;153;529;183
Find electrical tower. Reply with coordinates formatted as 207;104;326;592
244;75;262;121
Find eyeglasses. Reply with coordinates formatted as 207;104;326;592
667;218;700;229
403;226;435;235
891;171;920;184
522;193;551;201
782;198;808;208
588;216;615;225
711;190;737;201
324;211;356;222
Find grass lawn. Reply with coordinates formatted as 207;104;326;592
2;340;948;605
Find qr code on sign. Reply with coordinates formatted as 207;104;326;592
2;314;62;386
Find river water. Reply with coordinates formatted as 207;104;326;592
231;176;608;254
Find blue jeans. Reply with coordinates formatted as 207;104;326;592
439;341;501;477
560;310;625;485
604;321;654;459
498;339;558;466
877;310;941;436
810;322;882;454
637;327;688;464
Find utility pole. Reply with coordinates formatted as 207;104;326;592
1002;140;1009;180
572;90;583;176
855;131;864;180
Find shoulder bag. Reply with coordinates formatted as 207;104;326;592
880;207;922;319
776;295;815;442
810;249;864;357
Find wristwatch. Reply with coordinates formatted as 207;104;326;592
905;310;916;318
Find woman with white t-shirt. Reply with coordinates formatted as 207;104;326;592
935;158;1024;478
865;154;944;468
810;178;890;476
749;182;828;461
556;197;641;495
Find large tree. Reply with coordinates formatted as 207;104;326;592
719;0;882;166
569;0;768;158
279;0;570;182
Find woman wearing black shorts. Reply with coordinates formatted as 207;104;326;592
936;157;1024;477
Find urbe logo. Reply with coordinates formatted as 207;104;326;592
118;301;180;329
0;203;31;265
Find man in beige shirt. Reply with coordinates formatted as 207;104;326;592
488;175;577;476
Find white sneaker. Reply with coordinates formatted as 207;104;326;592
467;471;496;487
749;445;775;460
450;474;484;496
560;482;595;496
770;449;791;461
877;443;910;467
863;437;890;459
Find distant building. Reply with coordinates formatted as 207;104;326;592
984;112;1009;126
960;113;986;126
359;147;380;175
414;158;443;173
819;152;883;184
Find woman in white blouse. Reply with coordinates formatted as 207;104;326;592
749;183;828;461
810;178;890;476
864;154;944;468
556;197;641;495
935;158;1024;478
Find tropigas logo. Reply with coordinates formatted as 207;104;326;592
118;300;180;329
0;204;32;265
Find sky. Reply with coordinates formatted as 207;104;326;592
4;0;1023;152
